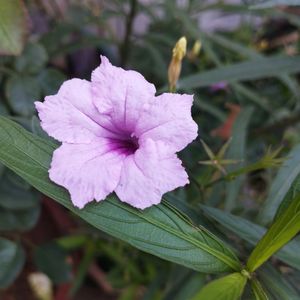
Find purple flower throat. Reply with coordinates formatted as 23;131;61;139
108;131;140;156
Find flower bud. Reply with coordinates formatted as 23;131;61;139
168;36;187;92
28;272;53;300
192;40;201;56
187;40;202;62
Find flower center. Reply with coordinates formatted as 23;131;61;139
111;133;139;156
121;135;139;154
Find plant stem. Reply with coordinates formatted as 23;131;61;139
120;0;138;67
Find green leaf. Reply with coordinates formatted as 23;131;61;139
0;172;39;210
0;0;28;55
0;100;5;176
274;173;300;221
14;42;48;74
178;56;300;90
0;101;6;176
190;273;247;300
247;191;300;271
34;242;72;284
5;75;41;117
69;241;95;296
0;156;40;233
0;117;241;273
207;33;300;100
201;205;300;270
37;68;66;95
194;96;226;122
0;102;9;116
258;264;300;300
0;238;25;288
250;0;300;9
164;193;220;232
0;164;4;179
7;167;31;187
230;83;271;113
0;206;40;231
257;144;300;226
173;10;300;105
56;234;87;251
225;107;254;211
251;278;269;300
164;272;205;300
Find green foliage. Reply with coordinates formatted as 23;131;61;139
202;205;300;270
163;272;205;300
275;173;300;220
258;264;299;300
37;68;67;95
1;0;300;296
249;0;300;9
0;0;28;55
5;75;41;116
258;145;300;226
225;107;254;211
0;170;40;232
251;278;269;300
178;56;300;90
190;273;247;300
0;238;25;288
247;191;300;271
0;117;241;273
14;42;48;74
34;242;72;284
69;241;96;295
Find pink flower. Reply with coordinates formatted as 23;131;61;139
35;56;198;209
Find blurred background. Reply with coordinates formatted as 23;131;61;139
0;0;300;299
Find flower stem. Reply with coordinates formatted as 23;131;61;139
120;0;138;67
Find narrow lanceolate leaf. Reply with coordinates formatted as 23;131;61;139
257;144;300;226
0;238;25;288
258;264;300;300
250;0;300;9
0;0;28;55
0;117;241;273
207;33;300;100
247;191;300;272
178;56;300;89
190;273;247;300
251;278;269;300
225;107;254;212
275;173;300;220
202;205;300;271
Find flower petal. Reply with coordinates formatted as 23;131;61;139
49;139;126;208
135;93;198;153
35;78;118;143
91;56;156;132
115;139;189;209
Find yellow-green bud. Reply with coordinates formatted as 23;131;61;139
168;36;187;92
